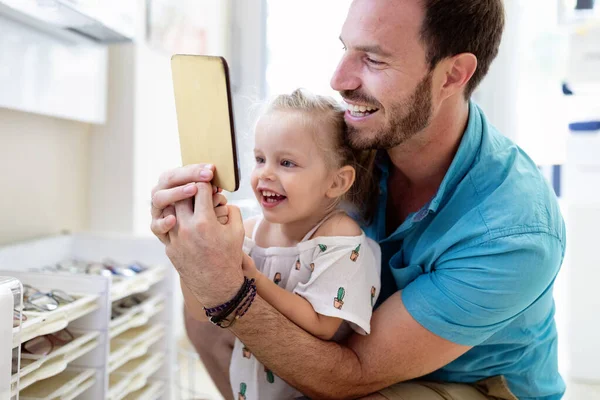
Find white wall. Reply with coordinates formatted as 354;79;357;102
0;108;91;246
88;44;137;233
0;7;110;245
474;0;569;165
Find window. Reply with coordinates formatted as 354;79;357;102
265;1;352;99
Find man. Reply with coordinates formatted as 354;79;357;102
151;0;566;399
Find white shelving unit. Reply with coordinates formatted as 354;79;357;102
1;277;22;400
2;271;109;399
0;232;176;400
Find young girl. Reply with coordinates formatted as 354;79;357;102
182;89;381;400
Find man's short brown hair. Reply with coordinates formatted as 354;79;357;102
419;0;505;99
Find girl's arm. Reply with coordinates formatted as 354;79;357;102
242;254;343;340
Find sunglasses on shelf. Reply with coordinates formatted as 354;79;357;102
22;284;76;312
42;259;149;278
111;293;147;319
21;329;75;356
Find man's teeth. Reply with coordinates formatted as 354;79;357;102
345;103;379;113
344;103;380;117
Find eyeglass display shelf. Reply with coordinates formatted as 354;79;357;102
0;232;176;399
19;367;96;400
122;379;164;400
108;352;165;400
110;265;166;302
11;330;99;392
109;324;165;373
12;293;99;348
109;293;165;339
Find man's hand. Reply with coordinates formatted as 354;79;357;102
165;181;245;308
150;164;215;244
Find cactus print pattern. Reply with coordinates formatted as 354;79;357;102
334;287;346;310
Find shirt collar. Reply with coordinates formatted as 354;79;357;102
428;101;483;212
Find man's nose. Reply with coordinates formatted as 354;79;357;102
331;55;361;93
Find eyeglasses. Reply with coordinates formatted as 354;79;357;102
41;259;149;278
21;329;74;356
23;285;75;312
111;293;147;319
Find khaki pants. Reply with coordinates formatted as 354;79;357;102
377;376;518;400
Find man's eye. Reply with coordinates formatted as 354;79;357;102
366;57;384;65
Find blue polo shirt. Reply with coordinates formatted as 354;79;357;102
364;102;566;399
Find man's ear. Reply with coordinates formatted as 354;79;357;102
326;166;356;199
438;53;478;100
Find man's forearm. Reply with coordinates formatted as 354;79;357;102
229;295;371;399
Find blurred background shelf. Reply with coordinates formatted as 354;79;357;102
19;368;96;400
13;330;100;393
123;380;165;400
109;352;165;400
13;294;99;348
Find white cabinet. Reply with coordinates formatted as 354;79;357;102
0;14;108;123
0;233;176;399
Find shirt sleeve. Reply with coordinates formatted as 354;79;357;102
402;232;565;346
293;239;381;335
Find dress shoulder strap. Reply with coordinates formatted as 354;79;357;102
300;209;345;242
251;216;263;242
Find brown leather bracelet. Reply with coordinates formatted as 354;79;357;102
204;277;251;319
209;278;254;326
211;281;257;328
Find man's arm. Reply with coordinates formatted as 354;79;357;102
229;289;471;400
162;182;469;399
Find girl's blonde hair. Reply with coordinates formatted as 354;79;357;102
266;88;377;223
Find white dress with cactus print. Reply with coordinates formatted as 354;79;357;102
229;215;381;400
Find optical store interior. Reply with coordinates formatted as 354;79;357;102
1;0;600;399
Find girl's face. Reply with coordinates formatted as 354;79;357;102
251;110;337;225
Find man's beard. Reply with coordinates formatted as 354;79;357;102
342;72;433;150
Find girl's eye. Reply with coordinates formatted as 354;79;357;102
255;157;265;164
281;160;296;168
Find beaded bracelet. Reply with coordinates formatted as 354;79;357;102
215;282;257;328
233;285;256;318
235;286;257;320
203;277;251;318
208;278;255;325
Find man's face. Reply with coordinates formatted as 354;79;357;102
331;0;434;150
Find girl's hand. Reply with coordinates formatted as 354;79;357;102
213;190;229;225
241;253;260;281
